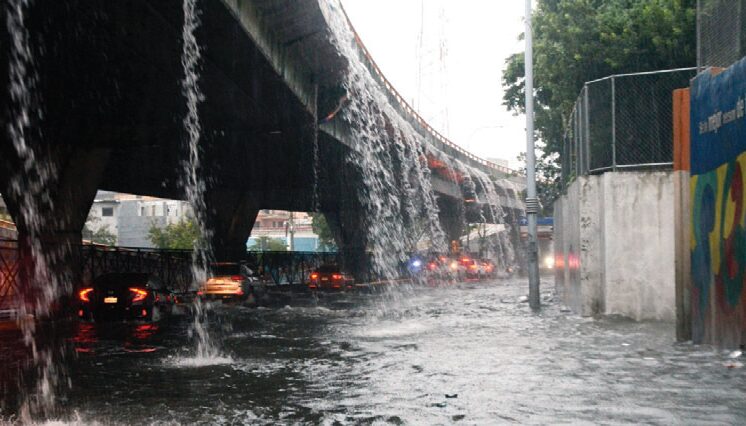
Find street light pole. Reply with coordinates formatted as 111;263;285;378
524;0;541;310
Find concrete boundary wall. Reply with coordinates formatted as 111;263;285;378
554;171;676;321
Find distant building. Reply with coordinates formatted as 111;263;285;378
249;210;322;252
86;192;193;247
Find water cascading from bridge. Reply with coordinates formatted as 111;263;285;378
178;0;230;366
321;0;449;281
320;0;519;278
5;0;69;419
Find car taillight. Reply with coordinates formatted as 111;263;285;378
129;287;148;302
332;274;342;280
231;275;243;282
310;273;319;280
428;263;437;270
469;264;478;270
79;288;93;303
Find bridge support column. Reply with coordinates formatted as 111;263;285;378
437;197;465;252
205;190;259;261
324;210;369;281
0;146;111;314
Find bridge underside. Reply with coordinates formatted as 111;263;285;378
0;1;523;282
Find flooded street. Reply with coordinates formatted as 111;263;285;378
27;279;742;425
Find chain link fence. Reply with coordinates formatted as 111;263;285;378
698;0;746;69
561;68;697;188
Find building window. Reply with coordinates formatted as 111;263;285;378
101;207;114;217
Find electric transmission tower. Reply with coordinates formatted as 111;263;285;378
415;0;450;136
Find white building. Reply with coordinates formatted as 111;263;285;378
86;192;193;247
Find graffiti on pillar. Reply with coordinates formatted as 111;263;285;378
690;58;746;347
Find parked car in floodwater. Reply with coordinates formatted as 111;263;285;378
198;262;260;302
78;273;177;322
308;264;354;290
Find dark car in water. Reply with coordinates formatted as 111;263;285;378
78;273;176;322
308;264;354;290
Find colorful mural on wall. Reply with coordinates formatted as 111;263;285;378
690;58;746;348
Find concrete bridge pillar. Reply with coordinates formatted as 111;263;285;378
323;210;369;281
0;145;111;314
205;190;259;261
437;197;465;251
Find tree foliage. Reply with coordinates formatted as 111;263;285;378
248;236;288;252
82;212;117;246
503;0;696;204
311;213;337;251
148;219;200;250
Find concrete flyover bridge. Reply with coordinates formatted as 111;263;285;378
0;0;525;281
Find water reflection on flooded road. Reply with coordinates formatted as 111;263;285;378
4;279;746;424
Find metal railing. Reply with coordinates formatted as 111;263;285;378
0;242;381;308
339;5;517;177
561;68;697;188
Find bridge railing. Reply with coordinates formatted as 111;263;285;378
339;5;518;177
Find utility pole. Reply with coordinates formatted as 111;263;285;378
288;211;295;251
524;0;541;310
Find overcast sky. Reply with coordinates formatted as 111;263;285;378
340;0;527;169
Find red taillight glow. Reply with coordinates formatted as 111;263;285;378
129;287;148;302
197;290;204;296
79;288;93;303
469;264;478;270
428;262;437;270
332;274;343;280
231;275;243;282
310;273;319;280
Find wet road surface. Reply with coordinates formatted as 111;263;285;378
5;279;746;424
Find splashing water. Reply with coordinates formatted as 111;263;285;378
180;0;223;363
6;0;71;419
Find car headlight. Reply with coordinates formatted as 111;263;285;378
544;256;554;269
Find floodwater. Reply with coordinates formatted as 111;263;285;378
2;279;746;425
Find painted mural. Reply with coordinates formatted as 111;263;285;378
690;58;746;347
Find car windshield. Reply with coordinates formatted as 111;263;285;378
209;264;241;276
316;265;340;273
93;273;149;288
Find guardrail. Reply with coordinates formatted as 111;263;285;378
339;5;518;177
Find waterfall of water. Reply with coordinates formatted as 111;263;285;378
180;0;224;362
319;0;448;281
6;0;70;419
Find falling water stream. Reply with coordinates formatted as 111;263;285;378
177;0;228;366
319;0;518;280
6;0;70;420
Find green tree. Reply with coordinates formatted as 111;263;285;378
82;212;117;246
503;0;696;204
311;213;337;251
248;236;287;251
148;218;200;249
